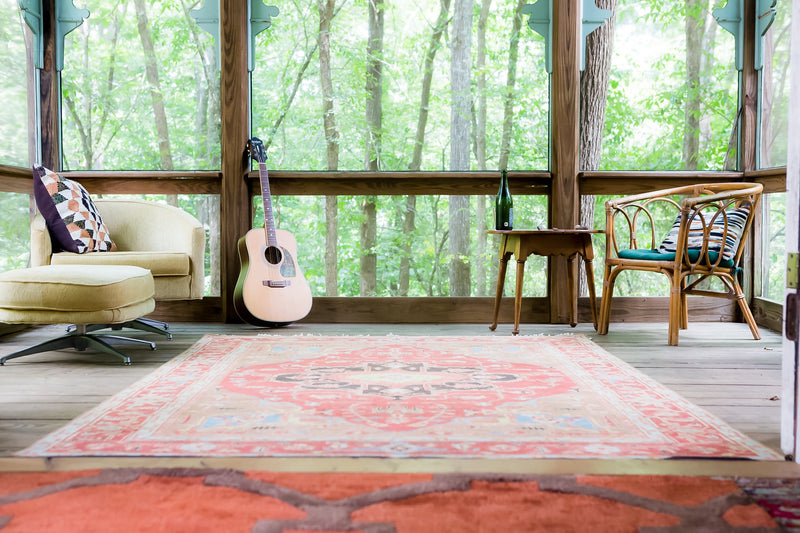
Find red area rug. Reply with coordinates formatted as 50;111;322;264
0;468;792;532
19;334;781;459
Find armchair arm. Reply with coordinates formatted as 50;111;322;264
30;214;53;267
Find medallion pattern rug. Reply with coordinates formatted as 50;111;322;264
20;334;781;459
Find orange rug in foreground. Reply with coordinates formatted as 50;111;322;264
0;468;794;532
20;334;781;460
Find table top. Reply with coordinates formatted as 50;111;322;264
487;228;604;235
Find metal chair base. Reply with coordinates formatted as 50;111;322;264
0;325;156;366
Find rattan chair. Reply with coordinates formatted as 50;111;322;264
597;182;763;345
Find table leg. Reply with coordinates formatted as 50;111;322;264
567;253;577;327
489;253;510;331
513;259;525;335
584;256;598;330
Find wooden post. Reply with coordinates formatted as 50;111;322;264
39;0;59;170
741;0;759;312
549;0;581;323
220;1;251;322
741;0;758;174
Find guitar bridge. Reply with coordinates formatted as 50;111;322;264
264;280;291;288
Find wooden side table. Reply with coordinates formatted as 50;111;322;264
488;229;601;335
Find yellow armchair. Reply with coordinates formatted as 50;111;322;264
31;198;206;336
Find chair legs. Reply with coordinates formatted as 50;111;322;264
601;265;761;346
733;275;761;340
668;283;682;346
0;325;156;366
597;264;618;335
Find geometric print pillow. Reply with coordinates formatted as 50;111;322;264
32;165;116;254
657;203;750;262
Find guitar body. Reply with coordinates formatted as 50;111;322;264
234;228;313;327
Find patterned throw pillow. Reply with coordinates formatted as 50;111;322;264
32;165;117;254
657;204;750;262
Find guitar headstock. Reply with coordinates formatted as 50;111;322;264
247;137;268;164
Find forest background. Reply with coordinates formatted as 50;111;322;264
0;0;791;301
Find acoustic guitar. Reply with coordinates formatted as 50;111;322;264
234;137;312;326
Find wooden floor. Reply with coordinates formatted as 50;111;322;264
1;320;798;477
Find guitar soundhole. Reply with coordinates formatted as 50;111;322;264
264;245;283;265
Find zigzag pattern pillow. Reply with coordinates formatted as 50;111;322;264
657;204;750;262
32;165;117;254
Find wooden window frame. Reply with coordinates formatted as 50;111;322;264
0;0;784;328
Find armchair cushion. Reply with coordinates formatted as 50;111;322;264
49;251;190;276
618;248;734;269
32;165;116;254
656;204;750;261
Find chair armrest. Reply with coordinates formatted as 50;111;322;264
604;182;762;268
29;214;52;267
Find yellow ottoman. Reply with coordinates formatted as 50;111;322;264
0;265;156;365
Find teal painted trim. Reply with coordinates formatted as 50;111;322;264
713;0;744;70
714;0;776;72
17;0;43;68
190;0;221;71
55;0;89;71
581;0;611;71
522;0;610;74
250;0;279;72
522;0;551;73
755;0;776;70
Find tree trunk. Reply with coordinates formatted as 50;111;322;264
134;0;173;173
449;0;473;297
682;0;703;170
134;0;178;208
182;0;220;167
498;0;526;170
361;0;384;296
579;0;616;295
401;0;452;296
474;0;491;296
319;0;340;296
64;4;127;169
183;0;220;296
264;42;319;154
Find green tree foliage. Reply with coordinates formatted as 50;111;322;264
0;0;791;300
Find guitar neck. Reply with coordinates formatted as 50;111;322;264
258;162;278;247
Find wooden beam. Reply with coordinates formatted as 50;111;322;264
148;296;745;329
59;171;221;195
0;168;786;197
219;1;251;323
40;0;59;170
0;166;33;194
752;297;783;334
741;0;758;173
740;0;760;315
579;171;748;195
548;0;581;324
261;171;550;197
745;167;787;193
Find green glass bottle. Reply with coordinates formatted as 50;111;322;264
495;169;513;230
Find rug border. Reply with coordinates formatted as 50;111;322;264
17;334;783;461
